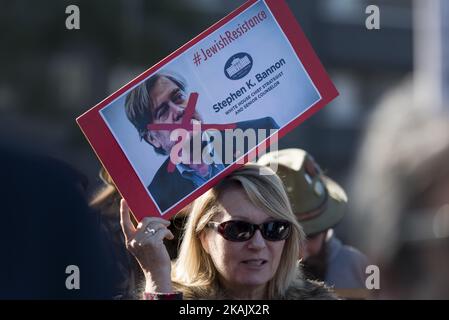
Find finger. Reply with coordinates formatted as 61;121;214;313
134;223;170;243
137;222;169;233
138;216;170;228
120;199;135;241
136;220;169;234
165;229;175;241
127;238;139;251
139;229;175;247
153;228;175;242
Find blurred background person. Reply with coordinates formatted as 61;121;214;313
343;0;449;299
258;148;369;299
89;167;145;299
0;145;121;299
348;78;449;299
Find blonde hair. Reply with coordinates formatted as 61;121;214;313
172;163;305;299
89;167;118;208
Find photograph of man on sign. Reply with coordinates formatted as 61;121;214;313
124;71;279;212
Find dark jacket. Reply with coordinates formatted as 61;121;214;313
148;116;279;212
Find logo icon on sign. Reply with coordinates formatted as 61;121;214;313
224;52;253;80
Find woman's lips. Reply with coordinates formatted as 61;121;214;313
241;259;268;268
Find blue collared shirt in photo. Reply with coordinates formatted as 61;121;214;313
175;133;225;188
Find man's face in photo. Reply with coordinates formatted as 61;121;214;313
146;76;202;154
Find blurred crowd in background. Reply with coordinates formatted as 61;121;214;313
1;0;448;299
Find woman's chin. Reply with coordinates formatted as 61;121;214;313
233;272;273;287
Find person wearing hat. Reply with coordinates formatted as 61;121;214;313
258;148;369;299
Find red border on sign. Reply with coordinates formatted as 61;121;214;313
76;0;338;221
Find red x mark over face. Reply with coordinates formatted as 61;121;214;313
147;92;237;172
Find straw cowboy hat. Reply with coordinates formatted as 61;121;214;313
257;148;348;236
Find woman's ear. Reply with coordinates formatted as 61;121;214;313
199;230;210;254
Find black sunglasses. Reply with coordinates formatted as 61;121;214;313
207;220;291;242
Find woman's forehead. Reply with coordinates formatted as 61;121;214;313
216;187;273;222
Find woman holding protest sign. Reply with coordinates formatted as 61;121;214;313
120;163;335;300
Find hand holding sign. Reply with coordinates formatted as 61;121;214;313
120;199;174;293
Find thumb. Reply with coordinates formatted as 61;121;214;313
120;199;135;241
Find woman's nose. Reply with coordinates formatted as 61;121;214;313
247;230;267;250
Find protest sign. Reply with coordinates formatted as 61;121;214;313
76;0;338;220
